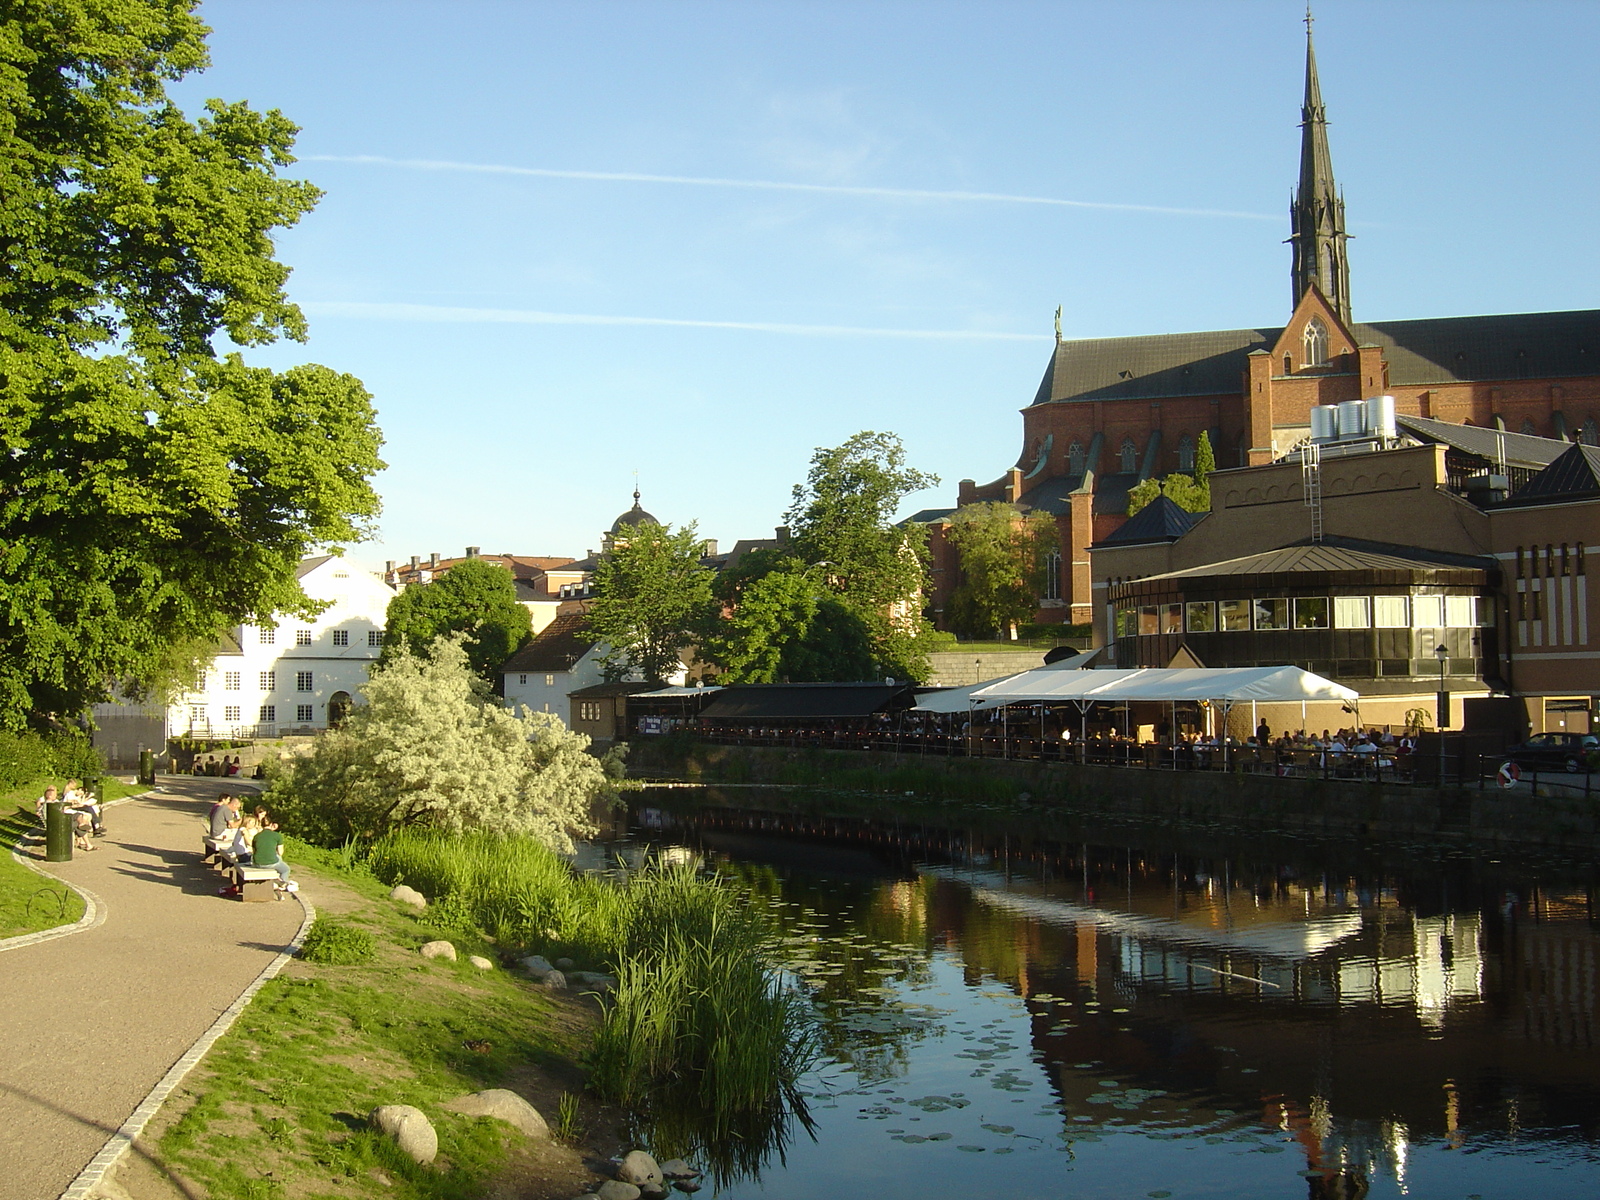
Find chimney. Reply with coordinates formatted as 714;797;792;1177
465;546;479;558
409;555;419;570
702;539;718;556
775;525;791;543
429;553;439;568
384;560;395;573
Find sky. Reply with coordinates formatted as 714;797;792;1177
171;0;1600;569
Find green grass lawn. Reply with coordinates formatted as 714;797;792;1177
0;776;143;939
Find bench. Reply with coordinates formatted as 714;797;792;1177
234;864;282;903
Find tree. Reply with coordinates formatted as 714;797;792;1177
0;3;383;726
704;566;876;683
266;637;614;849
585;521;717;685
383;559;532;683
944;503;1058;639
785;432;939;681
1193;431;1215;489
1126;471;1212;517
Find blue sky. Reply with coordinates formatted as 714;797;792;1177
174;0;1599;566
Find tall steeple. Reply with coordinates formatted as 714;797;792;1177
1289;9;1351;321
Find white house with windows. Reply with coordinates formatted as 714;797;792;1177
172;555;395;739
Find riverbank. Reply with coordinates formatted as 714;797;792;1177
628;739;1600;853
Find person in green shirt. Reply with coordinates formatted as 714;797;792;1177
253;821;290;884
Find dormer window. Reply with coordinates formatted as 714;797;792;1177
1120;438;1138;473
1067;440;1085;475
1302;318;1329;367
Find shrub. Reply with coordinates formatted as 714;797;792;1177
298;917;376;965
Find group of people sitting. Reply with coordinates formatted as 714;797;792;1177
191;754;244;777
1255;723;1411;756
207;792;293;897
36;780;105;851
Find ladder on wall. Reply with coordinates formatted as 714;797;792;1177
1300;440;1324;543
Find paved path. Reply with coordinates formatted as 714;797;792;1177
0;779;305;1200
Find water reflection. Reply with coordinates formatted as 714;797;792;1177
623;789;1600;1198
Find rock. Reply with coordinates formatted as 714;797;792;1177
389;884;427;909
419;940;457;961
596;1184;641;1200
556;956;575;970
369;1105;438;1164
86;1179;135;1200
617;1150;664;1189
541;969;567;990
658;1160;698;1180
468;955;495;971
672;1182;702;1195
520;954;554;978
442;1088;550;1138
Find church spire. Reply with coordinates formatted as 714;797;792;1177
1290;8;1351;321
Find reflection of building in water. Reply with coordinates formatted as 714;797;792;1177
1503;897;1599;1048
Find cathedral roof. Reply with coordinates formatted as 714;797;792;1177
1033;309;1600;406
609;491;658;534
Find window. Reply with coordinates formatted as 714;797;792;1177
1302;318;1329;367
224;705;240;722
1293;597;1330;629
224;671;240;690
1120;439;1138;473
1445;595;1475;628
295;629;312;646
1334;596;1372;629
1253;598;1289;630
1411;594;1443;628
1138;606;1159;636
332;629;349;646
189;704;205;724
578;701;602;722
193;670;206;691
1043;551;1062;601
1374;595;1410;628
258;627;275;645
544;674;555;687
368;630;383;647
518;674;528;686
1582;417;1598;447
296;671;313;692
1185;601;1216;632
1283;353;1293;375
1219;599;1251;631
1177;435;1195;472
296;704;314;723
259;705;276;722
1067;441;1085;475
1477;595;1495;626
259;671;275;689
1115;607;1138;638
1162;604;1183;634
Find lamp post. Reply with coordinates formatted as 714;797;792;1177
1435;643;1450;784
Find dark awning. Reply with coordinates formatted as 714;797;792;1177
698;683;914;721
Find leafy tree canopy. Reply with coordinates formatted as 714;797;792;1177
1127;472;1212;517
784;432;939;681
704;565;876;684
1193;430;1215;488
266;637;614;849
382;559;533;683
0;2;384;726
586;521;717;685
944;502;1059;640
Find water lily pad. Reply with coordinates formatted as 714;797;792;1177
981;1124;1015;1134
893;1134;928;1143
957;1145;986;1152
926;1131;953;1141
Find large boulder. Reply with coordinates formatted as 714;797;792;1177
442;1088;549;1139
419;940;457;962
617;1150;664;1189
520;954;554;978
389;884;427;909
369;1105;437;1164
596;1183;641;1200
541;969;567;990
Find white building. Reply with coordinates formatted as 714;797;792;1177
172;555;395;739
500;611;605;718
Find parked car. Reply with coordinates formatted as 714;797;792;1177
1501;732;1599;774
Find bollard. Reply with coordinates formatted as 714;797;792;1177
44;802;73;863
138;748;155;786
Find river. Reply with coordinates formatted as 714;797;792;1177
608;785;1600;1199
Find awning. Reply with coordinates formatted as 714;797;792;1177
912;681;1009;713
634;686;723;697
698;683;913;720
969;666;1359;706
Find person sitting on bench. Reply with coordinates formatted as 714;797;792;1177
63;778;104;836
252;819;290;886
208;793;241;840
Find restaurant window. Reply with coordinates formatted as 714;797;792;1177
1293;597;1330;629
1253;598;1289;630
1445;595;1475;628
1184;601;1216;633
1374;595;1410;628
1411;594;1443;628
1161;604;1183;635
1219;600;1251;631
1138;606;1159;636
1115;607;1138;638
1334;596;1372;628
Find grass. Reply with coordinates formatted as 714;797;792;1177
0;775;143;939
298;916;377;965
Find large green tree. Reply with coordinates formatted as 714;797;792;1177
382;559;533;683
785;432;939;681
585;521;717;685
0;2;383;725
704;565;876;683
944;502;1058;639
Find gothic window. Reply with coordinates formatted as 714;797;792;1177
1120;438;1138;474
1067;440;1085;476
1043;551;1062;601
1302;318;1329;367
1284;353;1293;374
1177;434;1195;472
1582;417;1599;446
1520;418;1538;436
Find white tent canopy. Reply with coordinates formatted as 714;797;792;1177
912;648;1101;713
969;666;1359;706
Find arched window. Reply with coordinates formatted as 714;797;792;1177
1120;438;1138;474
1520;418;1538;436
1177;434;1195;472
1067;440;1085;475
1302;317;1329;367
1283;353;1293;375
1043;551;1062;601
1581;417;1598;446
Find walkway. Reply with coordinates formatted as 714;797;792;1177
0;779;305;1200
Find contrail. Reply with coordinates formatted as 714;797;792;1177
304;154;1277;222
301;300;1051;342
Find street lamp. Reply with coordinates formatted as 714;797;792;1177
1434;643;1450;784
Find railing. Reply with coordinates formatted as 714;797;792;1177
1472;753;1597;799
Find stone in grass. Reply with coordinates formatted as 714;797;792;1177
389;884;427;909
369;1105;438;1165
467;955;495;971
556;956;575;970
617;1150;664;1189
541;969;567;990
419;940;457;962
596;1184;641;1200
442;1089;549;1139
520;954;554;978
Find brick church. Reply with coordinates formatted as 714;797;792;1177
922;23;1600;631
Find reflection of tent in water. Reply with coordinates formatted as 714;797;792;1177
920;865;1363;961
